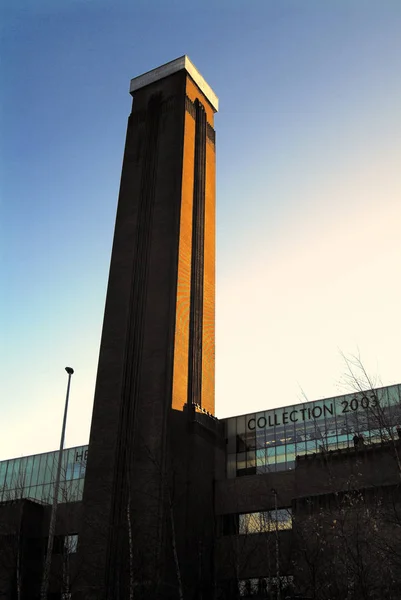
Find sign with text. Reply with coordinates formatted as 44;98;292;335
247;392;380;432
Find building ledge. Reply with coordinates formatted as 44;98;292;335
129;56;219;112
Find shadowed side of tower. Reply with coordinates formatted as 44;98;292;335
75;57;220;599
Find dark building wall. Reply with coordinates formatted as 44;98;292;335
215;530;293;581
215;470;295;516
0;498;83;599
294;439;401;494
214;441;401;598
215;440;401;516
46;502;83;597
0;500;44;599
160;408;225;597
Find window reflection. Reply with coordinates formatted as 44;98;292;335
238;576;294;597
0;446;88;504
227;385;401;478
239;508;292;534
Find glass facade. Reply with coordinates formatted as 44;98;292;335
224;384;401;478
239;508;292;534
238;576;294;597
0;445;88;504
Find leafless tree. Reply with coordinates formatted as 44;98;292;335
216;488;294;600
291;354;401;599
294;482;401;599
339;350;401;478
0;467;29;600
52;455;87;600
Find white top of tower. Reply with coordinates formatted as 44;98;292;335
129;55;219;112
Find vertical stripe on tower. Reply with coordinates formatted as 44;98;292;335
187;99;207;407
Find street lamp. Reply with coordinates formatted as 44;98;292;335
271;488;281;600
41;367;74;600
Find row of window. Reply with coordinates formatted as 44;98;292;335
0;477;85;504
0;446;87;504
230;429;401;477
222;509;292;536
225;385;401;477
238;576;294;597
230;385;401;435
52;533;79;555
239;509;292;534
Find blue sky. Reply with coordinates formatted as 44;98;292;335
1;0;400;460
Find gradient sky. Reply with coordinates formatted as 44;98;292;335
1;0;400;460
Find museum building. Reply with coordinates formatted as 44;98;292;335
1;57;401;599
1;384;401;598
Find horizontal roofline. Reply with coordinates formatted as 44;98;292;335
0;443;88;464
219;382;401;421
129;55;219;112
2;383;400;461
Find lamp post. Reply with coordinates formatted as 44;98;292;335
41;367;74;600
271;488;281;600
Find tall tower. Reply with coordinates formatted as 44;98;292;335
77;57;219;599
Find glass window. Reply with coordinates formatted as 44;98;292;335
44;453;56;485
76;478;84;501
326;436;337;449
239;576;294;597
237;432;254;452
334;396;345;418
227;454;236;478
238;508;292;534
236;452;246;471
239;579;258;597
265;428;276;444
42;483;52;504
73;447;87;474
267;447;276;460
15;462;26;494
236;416;245;435
23;456;34;489
38;455;47;485
65;534;78;554
4;459;15;489
32;484;42;503
79;457;87;479
30;455;40;488
304;424;317;441
256;449;266;468
306;440;317;453
275;508;292;530
225;385;401;478
61;450;68;476
0;461;9;496
286;443;295;455
275;426;286;444
226;418;236;453
65;460;81;481
378;387;389;408
239;512;264;534
286;449;296;463
246;451;256;468
0;450;86;504
256;431;265;449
